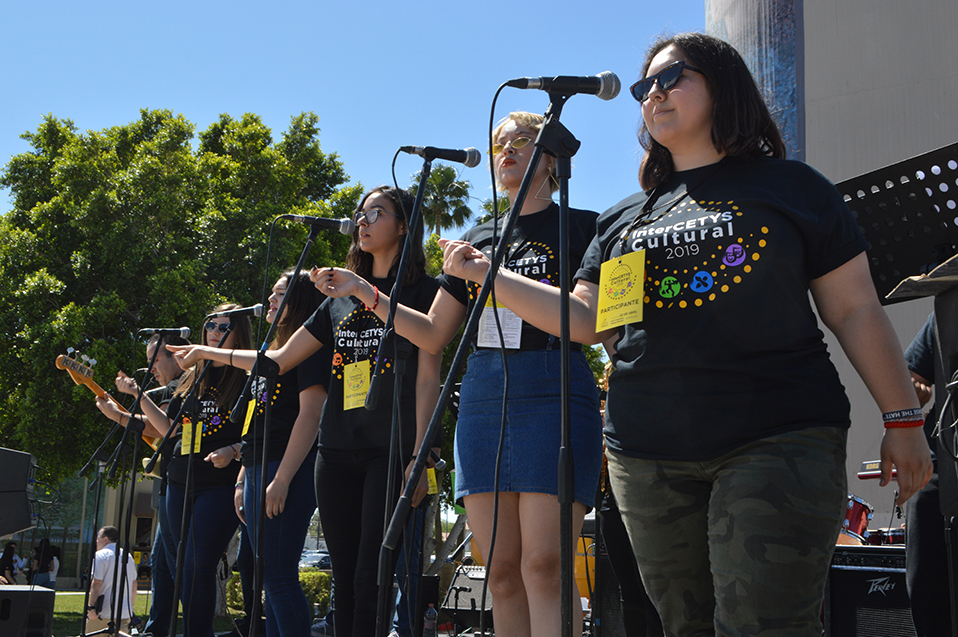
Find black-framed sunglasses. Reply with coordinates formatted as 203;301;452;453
630;60;704;102
491;137;533;156
352;206;401;225
204;321;230;334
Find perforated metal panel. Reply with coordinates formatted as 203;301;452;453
835;142;958;303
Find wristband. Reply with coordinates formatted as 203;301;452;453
229;349;234;367
882;408;924;422
365;286;379;312
884;417;925;428
235;481;244;489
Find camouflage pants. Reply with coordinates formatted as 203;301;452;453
607;426;848;637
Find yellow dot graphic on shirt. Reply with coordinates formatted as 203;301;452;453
732;206;740;210
762;227;769;234
721;285;730;293
644;295;651;303
734;276;742;283
752;253;761;261
679;300;687;308
737;238;744;244
709;293;716;301
744;265;752;273
759;239;767;247
656;300;664;308
695;298;703;306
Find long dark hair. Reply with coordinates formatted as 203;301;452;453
345;185;424;286
175;303;253;409
272;268;325;349
638;32;786;190
2;543;15;563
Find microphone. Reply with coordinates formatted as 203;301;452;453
284;215;357;235
400;146;481;168
138;327;192;338
208;304;264;319
506;71;621;100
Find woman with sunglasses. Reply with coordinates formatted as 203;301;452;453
425;34;934;635
316;112;603;637
98;303;252;637
232;268;328;637
170;186;440;637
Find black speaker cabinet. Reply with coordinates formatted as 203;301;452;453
442;565;493;630
0;585;54;637
824;545;917;637
0;448;36;536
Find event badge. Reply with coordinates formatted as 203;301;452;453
343;360;370;410
596;250;646;332
180;419;203;455
477;295;522;349
242;399;257;436
427;467;439;495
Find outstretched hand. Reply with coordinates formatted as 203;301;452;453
166;344;208;370
311;266;370;300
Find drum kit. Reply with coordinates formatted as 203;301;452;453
838;493;905;546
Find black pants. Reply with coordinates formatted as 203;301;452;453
315;447;402;637
906;470;955;637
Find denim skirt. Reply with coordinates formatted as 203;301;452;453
453;348;603;507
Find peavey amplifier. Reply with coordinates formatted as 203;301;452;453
442;565;493;631
824;545;916;637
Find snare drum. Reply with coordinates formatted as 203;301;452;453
842;494;873;540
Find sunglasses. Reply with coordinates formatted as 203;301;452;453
630;61;704;102
352;206;401;225
204;321;230;334
491;137;533;156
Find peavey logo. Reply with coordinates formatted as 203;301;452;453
866;577;896;595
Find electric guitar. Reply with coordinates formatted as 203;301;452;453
55;349;160;450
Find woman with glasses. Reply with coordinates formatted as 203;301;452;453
170;186;440;637
98;303;251;637
422;34;934;635
231;268;328;637
315;112;603;637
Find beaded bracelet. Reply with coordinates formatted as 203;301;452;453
882;408;924;422
884;416;925;428
365;285;380;312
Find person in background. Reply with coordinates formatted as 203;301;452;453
86;526;137;634
903;312;954;637
0;542;17;584
31;538;54;589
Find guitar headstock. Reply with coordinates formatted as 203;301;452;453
55;348;105;397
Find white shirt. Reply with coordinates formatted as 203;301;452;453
92;543;137;619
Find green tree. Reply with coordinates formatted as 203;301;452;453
0;109;361;481
408;163;474;235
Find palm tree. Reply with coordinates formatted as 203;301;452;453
409;163;474;234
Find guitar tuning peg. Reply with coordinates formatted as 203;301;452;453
81;354;90;364
67;347;75;356
89;359;97;367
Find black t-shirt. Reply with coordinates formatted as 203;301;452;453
438;202;598;350
166;367;242;487
905;312;937;441
303;272;440;452
146;376;182;497
576;156;867;461
241;346;331;466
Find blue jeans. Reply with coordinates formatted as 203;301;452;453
393;501;427;637
145;495;177;637
244;451;317;637
166;482;239;637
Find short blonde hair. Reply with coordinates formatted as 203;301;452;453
492;111;558;194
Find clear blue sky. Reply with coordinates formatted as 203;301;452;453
0;0;704;236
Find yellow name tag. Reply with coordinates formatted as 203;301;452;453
427;467;439;495
180;419;203;455
596;250;646;332
343;360;370;411
242;399;257;436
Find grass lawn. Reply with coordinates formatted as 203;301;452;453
53;591;240;636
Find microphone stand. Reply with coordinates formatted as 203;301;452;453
371;160;432;637
241;223;322;637
79;461;106;637
380;97;581;637
166;333;235;637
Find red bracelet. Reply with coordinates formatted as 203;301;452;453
365;285;379;312
884;417;925;428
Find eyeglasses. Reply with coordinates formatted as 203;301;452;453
352;206;401;225
204;321;230;334
491;137;533;156
630;61;704;102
